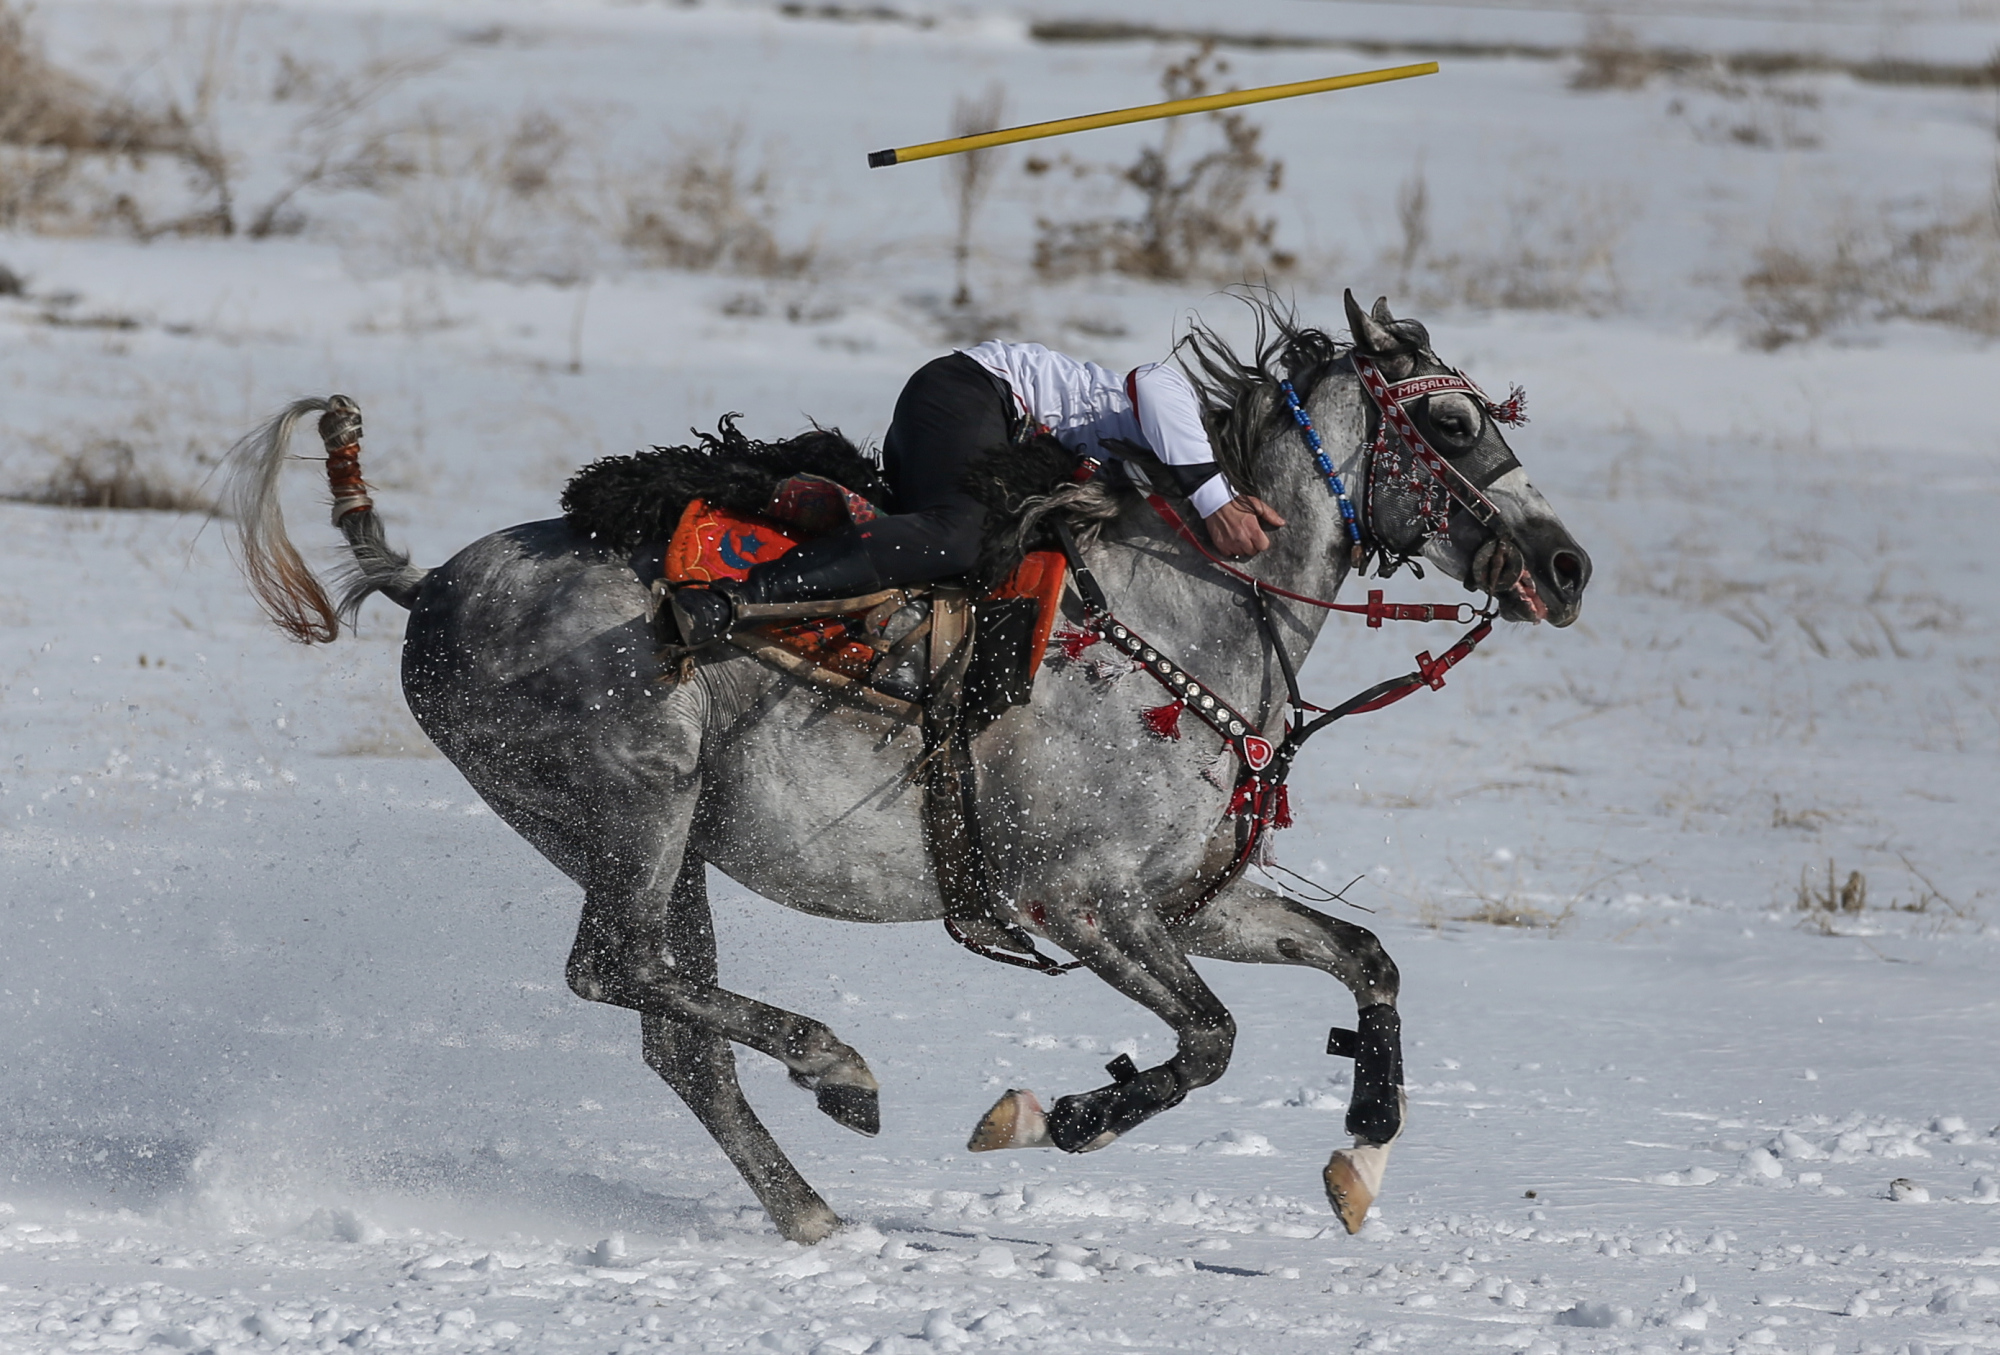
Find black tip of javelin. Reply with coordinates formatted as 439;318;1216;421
866;148;897;168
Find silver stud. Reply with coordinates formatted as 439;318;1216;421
1199;695;1216;710
1228;720;1244;736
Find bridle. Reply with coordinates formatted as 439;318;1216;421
947;350;1530;975
1341;353;1528;577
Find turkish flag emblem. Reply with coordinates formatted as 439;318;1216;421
1241;735;1273;770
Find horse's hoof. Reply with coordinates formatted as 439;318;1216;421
816;1082;880;1136
1324;1140;1393;1235
780;1203;843;1246
967;1088;1053;1151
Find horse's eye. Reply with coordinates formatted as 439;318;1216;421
1426;393;1483;452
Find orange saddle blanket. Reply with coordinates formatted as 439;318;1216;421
665;497;1069;685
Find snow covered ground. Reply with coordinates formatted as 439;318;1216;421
3;2;1998;1352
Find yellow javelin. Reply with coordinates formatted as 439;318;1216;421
867;61;1438;168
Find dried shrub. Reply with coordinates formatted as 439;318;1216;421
1031;44;1293;284
0;1;177;154
621;132;813;278
1743;197;2000;347
242;56;429;239
0;4;424;241
381;108;609;281
1797;860;1867;916
948;83;1005;308
1386;168;1634;314
0;2;185;233
4;437;217;514
1569;18;1664;92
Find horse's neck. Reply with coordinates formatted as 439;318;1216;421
1091;374;1364;725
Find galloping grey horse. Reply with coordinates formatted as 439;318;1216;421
224;293;1589;1244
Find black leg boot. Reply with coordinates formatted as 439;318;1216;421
738;531;887;604
667;532;887;647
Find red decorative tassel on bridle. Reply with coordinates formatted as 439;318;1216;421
1485;384;1529;427
1141;699;1185;740
1053;625;1100;662
1223;776;1293;830
1225;777;1257;818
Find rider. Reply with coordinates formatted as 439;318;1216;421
671;341;1288;645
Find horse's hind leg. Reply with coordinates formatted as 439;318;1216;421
1175;882;1404;1233
637;853;843;1244
558;741;882;1133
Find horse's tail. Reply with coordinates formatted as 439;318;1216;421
222;394;429;643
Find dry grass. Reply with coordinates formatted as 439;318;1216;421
383;110;586;279
1794;855;1980;935
0;3;419;241
0;2;178;155
1385;168;1633;314
948;83;1006;309
3;437;217;514
621;131;814;279
0;1;182;233
1796;859;1867;923
1742;195;2000;347
1031;44;1293;284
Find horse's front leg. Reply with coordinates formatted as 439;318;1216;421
969;897;1235;1154
1175;880;1405;1233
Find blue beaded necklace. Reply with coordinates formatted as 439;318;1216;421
1278;379;1363;564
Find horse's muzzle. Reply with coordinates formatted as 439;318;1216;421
1508;519;1591;627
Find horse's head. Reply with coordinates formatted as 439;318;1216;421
1341;290;1591;627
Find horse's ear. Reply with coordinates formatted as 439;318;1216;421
1371;296;1397;326
1344;288;1400;356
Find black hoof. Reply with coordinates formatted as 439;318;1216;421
816;1082;880;1136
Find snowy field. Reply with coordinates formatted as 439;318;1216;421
3;1;1999;1352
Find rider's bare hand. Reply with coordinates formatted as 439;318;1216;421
1204;496;1287;559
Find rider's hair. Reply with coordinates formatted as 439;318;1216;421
1171;287;1345;499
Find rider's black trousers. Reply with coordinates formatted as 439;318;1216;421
845;351;1014;585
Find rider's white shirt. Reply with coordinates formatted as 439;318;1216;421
958;341;1234;517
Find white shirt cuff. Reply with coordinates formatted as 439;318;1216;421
1190;474;1235;518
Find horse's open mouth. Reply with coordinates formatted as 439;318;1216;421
1503;568;1549;624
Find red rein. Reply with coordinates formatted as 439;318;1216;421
1142;492;1474;625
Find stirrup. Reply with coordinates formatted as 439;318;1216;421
668;585;738;647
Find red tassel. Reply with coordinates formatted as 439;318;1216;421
1486;384;1529;427
1141;699;1185;740
1225;777;1257;818
1054;625;1100;661
1271;784;1293;830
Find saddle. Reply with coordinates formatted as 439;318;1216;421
650;476;1069;727
647;475;1076;965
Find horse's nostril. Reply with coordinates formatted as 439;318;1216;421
1551;551;1584;591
